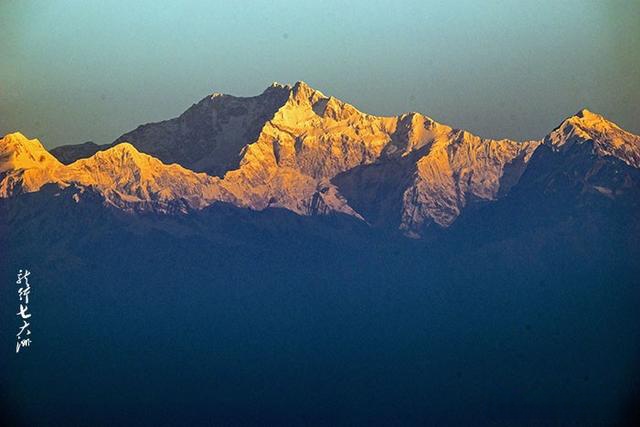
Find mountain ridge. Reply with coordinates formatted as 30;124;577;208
3;82;639;237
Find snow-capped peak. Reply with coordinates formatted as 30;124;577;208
0;132;62;172
544;109;640;167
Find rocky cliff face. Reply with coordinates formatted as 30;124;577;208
5;83;640;237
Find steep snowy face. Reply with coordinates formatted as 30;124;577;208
218;81;397;218
545;109;640;168
63;143;226;211
398;131;539;236
111;83;292;177
249;81;396;179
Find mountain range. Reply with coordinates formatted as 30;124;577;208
3;82;640;425
2;81;639;238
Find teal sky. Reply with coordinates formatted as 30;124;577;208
1;0;638;148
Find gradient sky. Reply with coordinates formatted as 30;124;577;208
1;0;638;149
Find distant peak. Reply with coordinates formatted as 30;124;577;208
573;108;607;123
112;142;137;150
576;108;596;118
548;108;615;134
0;131;61;172
293;80;310;90
1;132;48;153
268;81;291;89
70;142;157;171
545;108;639;165
92;142;146;160
3;131;28;141
564;108;621;131
290;80;326;104
261;81;329;105
263;82;292;95
292;80;319;94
